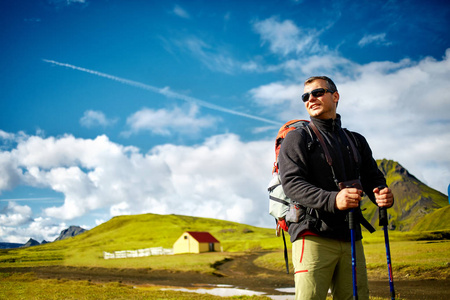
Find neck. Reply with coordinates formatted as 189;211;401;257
311;114;341;131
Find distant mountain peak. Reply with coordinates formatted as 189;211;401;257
362;159;448;231
54;225;86;242
22;238;40;248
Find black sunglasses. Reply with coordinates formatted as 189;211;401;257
301;88;335;102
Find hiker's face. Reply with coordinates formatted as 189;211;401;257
303;79;339;119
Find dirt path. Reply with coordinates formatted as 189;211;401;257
2;252;449;299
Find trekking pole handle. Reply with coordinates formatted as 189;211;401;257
349;209;356;230
379;207;388;226
377;186;388;226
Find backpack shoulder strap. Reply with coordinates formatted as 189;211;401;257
342;129;376;233
308;121;333;167
308;121;341;188
342;129;359;165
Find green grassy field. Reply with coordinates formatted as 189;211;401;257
255;230;450;280
2;214;448;279
0;213;282;269
0;272;392;300
0;272;272;300
1;214;449;299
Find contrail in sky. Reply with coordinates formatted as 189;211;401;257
42;59;282;126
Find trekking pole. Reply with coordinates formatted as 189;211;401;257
378;188;395;300
349;209;358;300
275;219;289;274
281;229;289;274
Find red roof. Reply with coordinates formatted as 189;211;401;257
186;231;220;243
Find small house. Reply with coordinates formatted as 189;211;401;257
173;231;220;254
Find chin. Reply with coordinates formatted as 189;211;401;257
309;111;322;117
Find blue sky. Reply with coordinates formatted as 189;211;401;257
1;0;449;243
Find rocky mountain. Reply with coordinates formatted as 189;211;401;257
0;227;86;249
361;159;449;231
22;238;40;248
54;225;86;241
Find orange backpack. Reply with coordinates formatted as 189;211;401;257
272;119;310;174
269;120;310;227
268;120;309;274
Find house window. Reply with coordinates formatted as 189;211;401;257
184;235;188;239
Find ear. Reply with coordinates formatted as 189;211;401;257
333;91;340;107
333;91;340;103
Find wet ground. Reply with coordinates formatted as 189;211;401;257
2;252;449;299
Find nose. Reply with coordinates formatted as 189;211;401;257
308;93;319;102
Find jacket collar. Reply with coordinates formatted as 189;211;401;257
311;114;342;132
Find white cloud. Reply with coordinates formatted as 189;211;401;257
253;17;321;56
110;201;130;216
250;44;450;195
358;33;392;47
250;82;300;106
0;132;274;228
169;19;325;76
181;37;237;74
248;17;356;78
0;152;22;192
0;200;70;243
124;105;220;136
249;82;307;121
173;4;190;19
0;202;33;227
253;13;450;193
170;34;279;75
0;217;68;243
95;219;105;226
149;134;273;225
0;130;16;140
337;51;450;193
2;43;450;242
80;110;117;128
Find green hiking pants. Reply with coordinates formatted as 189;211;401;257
292;235;369;300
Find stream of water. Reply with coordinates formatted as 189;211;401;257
161;284;296;299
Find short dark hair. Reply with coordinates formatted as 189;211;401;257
304;76;337;92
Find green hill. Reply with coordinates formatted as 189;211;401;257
411;205;450;231
78;213;279;252
361;159;449;231
0;213;282;268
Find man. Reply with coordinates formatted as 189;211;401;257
278;76;394;300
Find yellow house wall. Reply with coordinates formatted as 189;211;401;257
173;232;221;254
213;242;220;251
173;233;200;254
198;242;209;253
198;242;220;252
